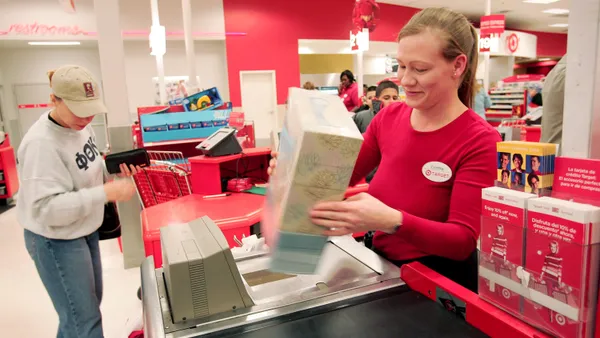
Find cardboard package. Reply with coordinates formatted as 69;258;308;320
262;88;363;274
479;187;537;316
523;197;600;338
496;141;558;195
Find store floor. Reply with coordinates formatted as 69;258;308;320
0;205;143;338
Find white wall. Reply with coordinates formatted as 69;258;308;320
476;56;517;86
0;0;225;38
0;40;229;124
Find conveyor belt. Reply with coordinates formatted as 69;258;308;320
201;286;488;338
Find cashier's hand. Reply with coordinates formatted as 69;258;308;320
117;163;143;178
267;151;278;176
310;193;403;236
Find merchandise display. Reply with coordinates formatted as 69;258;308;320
496;141;558;195
263;88;363;274
138;102;232;143
180;87;224;112
524;197;600;338
479;187;537;316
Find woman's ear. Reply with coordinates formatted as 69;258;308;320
453;54;468;78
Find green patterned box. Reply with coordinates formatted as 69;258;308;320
263;88;363;274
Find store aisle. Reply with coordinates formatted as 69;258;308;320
0;205;143;338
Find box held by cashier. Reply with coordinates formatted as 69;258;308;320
263;87;363;274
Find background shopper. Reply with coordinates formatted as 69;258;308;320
355;85;377;112
541;55;567;154
17;65;139;338
270;7;500;292
339;69;361;112
352;80;401;185
473;82;492;119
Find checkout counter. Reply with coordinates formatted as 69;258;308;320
140;217;490;338
136;141;549;338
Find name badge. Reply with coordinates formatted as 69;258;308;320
422;161;453;183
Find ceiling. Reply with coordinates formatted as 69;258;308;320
379;0;571;33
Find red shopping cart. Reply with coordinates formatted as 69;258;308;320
133;151;192;208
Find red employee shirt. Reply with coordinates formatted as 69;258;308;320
350;102;501;261
340;82;360;112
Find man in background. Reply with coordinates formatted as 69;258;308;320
353;80;400;134
541;55;567;154
352;80;400;183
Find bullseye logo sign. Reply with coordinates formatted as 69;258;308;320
506;33;519;53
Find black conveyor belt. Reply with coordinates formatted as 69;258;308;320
203;286;489;338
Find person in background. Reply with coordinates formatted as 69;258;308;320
541;55;567;154
18;65;140;338
339;69;361;112
355;85;377;113
528;84;543;107
473;81;492;120
270;8;500;292
353;80;401;134
303;81;316;90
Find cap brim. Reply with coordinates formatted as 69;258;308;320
63;98;107;118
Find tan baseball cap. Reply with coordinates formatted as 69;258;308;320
51;65;107;118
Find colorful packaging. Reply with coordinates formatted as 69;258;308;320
262;88;363;274
496;141;559;196
479;187;537;316
523;197;600;338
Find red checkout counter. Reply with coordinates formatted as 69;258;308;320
138;146;554;338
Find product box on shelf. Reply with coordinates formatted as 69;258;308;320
262;88;363;275
523;197;600;338
479;187;537;316
496;141;558;196
181;87;223;112
138;102;232;143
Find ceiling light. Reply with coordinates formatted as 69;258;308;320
28;41;81;46
538;58;552;61
549;23;569;28
523;0;559;4
543;8;570;15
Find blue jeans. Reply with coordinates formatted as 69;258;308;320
24;229;104;338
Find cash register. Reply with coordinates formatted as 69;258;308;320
196;127;243;157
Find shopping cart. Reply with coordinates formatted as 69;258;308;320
133;151;192;209
528;277;571;325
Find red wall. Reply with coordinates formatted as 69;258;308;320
521;30;567;57
223;1;567;106
223;0;419;106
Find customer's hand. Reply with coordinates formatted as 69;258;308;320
104;179;136;202
117;163;143;178
310;193;402;236
267;151;278;176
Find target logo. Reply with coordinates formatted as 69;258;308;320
507;33;519;53
425;170;432;176
502;288;511;299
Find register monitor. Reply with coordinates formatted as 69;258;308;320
196;127;242;157
160;216;254;323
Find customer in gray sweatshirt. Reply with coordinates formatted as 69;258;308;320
18;65;138;338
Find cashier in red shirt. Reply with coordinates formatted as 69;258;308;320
339;70;361;112
270;8;499;292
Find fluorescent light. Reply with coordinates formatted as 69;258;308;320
28;41;81;46
523;0;559;4
538;58;552;61
543;8;570;15
549;23;569;27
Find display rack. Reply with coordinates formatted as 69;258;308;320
487;88;527;126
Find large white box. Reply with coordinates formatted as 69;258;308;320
263;88;363;274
